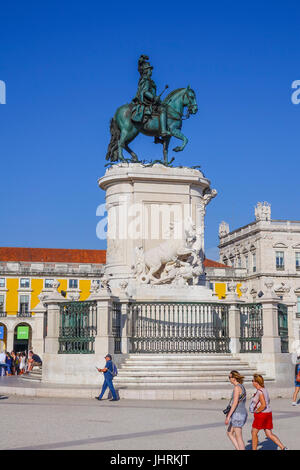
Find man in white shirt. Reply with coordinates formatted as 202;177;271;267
0;350;7;376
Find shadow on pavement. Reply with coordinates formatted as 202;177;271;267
245;438;277;450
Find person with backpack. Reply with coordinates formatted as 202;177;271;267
95;354;119;402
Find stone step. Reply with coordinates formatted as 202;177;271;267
122;361;251;368
117;370;259;378
21;368;42;382
114;353;269;391
114;377;274;387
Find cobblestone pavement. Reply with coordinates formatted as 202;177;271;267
0;396;299;450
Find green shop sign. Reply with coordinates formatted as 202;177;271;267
17;326;29;340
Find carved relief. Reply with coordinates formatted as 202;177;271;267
132;217;203;286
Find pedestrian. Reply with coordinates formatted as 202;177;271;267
27;350;42;372
5;352;12;376
19;353;26;375
225;370;248;450
251;374;287;450
10;351;17;375
0;350;7;377
292;355;300;406
95;354;118;402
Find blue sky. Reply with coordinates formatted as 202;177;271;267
1;1;299;260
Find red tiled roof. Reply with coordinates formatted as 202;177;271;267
0;248;106;264
203;258;231;268
0;248;225;270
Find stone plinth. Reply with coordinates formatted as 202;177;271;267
133;285;215;302
98;163;217;291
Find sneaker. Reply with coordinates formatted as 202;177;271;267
292;402;297;406
94;397;102;401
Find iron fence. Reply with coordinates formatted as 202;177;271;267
278;303;289;353
58;301;97;354
239;303;263;353
112;303;122;354
128;302;230;353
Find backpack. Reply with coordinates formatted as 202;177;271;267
110;361;118;378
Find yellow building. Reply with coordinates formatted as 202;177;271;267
0;247;105;353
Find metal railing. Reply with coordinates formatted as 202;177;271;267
239;303;263;353
58;301;97;354
128;302;230;354
112;303;122;354
17;311;33;318
278;303;289;353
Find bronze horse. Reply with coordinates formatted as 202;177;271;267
106;86;198;164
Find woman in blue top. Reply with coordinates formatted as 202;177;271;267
292;356;300;406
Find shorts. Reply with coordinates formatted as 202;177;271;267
295;380;300;387
252;412;273;430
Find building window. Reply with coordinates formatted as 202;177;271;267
69;279;78;289
0;295;4;313
0;278;5;288
297;297;300;316
45;279;54;289
20;278;30;288
19;294;30;314
245;255;249;270
237;257;242;268
276;251;284;270
296;252;300;271
252;253;256;272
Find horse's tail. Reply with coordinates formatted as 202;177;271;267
106;118;120;161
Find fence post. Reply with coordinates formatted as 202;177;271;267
228;303;241;354
43;283;65;354
226;282;242;354
32;297;47;356
286;301;298;353
88;288;115;358
260;299;281;355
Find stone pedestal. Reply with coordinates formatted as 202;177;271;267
99;163;217;294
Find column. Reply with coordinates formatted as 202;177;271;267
31;301;47;356
6;329;14;352
228;303;241;354
260;298;281;354
94;294;115;358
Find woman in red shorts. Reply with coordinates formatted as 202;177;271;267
251;374;287;450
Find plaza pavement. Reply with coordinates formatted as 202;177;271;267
0;395;299;450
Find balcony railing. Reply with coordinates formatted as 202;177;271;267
17;311;33;318
0;311;7;317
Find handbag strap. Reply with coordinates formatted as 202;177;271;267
228;384;246;408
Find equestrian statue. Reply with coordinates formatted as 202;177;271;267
106;55;198;165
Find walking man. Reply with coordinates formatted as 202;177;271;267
95;354;118;402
